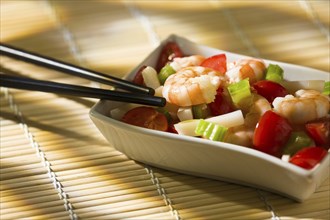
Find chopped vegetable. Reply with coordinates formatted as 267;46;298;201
195;119;209;135
195;120;228;141
265;64;284;83
282;131;314;156
228;78;251;106
253;80;288;103
192;104;210;119
289;147;328;169
200;54;227;74
205;110;244;128
208;88;234;116
154;86;164;97
305;119;330;148
174;110;244;137
253;110;292;156
323;81;330;95
156;41;184;72
141;66;161;89
177;106;194;121
174;119;200;136
158;63;176;85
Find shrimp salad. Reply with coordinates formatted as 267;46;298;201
114;41;330;170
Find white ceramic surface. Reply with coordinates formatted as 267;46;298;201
90;35;330;202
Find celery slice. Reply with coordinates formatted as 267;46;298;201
203;122;215;139
195;120;228;141
227;78;251;106
192;104;210;119
158;63;176;85
323;81;330;95
265;64;284;83
195;119;210;136
210;124;228;141
283;131;314;155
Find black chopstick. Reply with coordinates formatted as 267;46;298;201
0;74;166;107
0;43;154;95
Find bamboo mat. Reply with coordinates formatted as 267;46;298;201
1;1;329;219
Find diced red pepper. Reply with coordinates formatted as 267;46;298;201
253;110;292;156
305;119;330;149
289;147;328;169
201;54;227;74
253;80;288;103
208;88;234;116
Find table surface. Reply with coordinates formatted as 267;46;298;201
1;1;329;220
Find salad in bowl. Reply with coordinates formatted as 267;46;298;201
90;35;329;201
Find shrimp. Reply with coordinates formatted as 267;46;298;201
244;93;272;128
170;55;205;71
226;58;266;84
272;89;330;124
162;66;226;106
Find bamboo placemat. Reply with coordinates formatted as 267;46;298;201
1;1;329;219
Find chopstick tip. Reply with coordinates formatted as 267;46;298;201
160;97;167;107
147;87;155;96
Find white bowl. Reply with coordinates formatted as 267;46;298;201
90;34;329;202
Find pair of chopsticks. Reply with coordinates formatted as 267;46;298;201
0;43;166;107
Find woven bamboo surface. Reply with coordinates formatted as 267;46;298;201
1;1;329;219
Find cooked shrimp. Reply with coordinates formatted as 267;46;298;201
226;58;266;84
162;66;226;106
244;94;272;128
273;89;330;124
170;55;205;71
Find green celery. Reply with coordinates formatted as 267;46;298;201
283;131;314;156
265;64;284;83
323;81;330;96
195;119;209;136
227;78;251;106
158;63;176;85
209;124;227;141
203;122;215;139
192;104;210;119
195;120;228;141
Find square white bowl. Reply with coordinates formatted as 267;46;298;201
90;34;329;202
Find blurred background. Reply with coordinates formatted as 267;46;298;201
1;1;329;220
